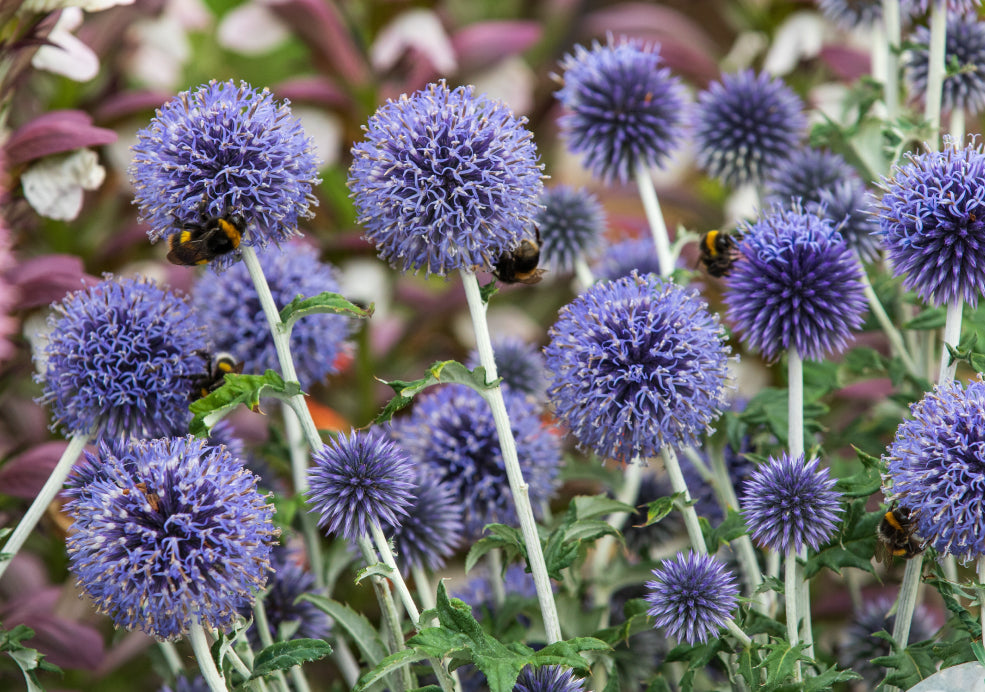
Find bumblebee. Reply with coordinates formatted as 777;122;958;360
493;230;545;285
190;352;243;400
698;229;740;278
166;212;245;266
876;504;926;564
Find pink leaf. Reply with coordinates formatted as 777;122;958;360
6;110;117;165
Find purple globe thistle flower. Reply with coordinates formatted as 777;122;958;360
875;139;985;307
883;376;985;561
159;675;210;692
817;0;882;30
741;453;842;553
306;429;416;542
385;472;464;575
645;551;739;645
242;546;331;648
466;335;548;400
554;37;687;183
535;185;606;274
65;436;276;640
906;14;985;116
693;70;807;188
763;147;858;207
392;385;560;540
591;236;662;281
514;666;586;692
348;81;542;277
811;179;883;263
724;203;867;362
37;276;208;441
545;272;730;464
191;243;352;390
905;0;981;14
130;80;319;269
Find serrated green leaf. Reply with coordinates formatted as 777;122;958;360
806;498;880;578
279;292;373;332
704;507;748;550
641;494;682;527
479;279;499;303
800;665;862;691
836;447;883;497
464;525;526;573
760;641;807;686
904;307;947;330
189;370;303;437
374;361;500;424
355;562;394;585
299;595;386;666
250;639;332;679
355;648;429;691
570;495;636;520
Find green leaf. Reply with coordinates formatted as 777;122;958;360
760;641;807;687
837;447;884;497
806;498;880;578
570;495;636;520
1;624;60;692
641;494;682;527
279;291;373;332
250;639;333;679
800;665;862;691
479;279;499;303
904;307;947;330
465;524;526;573
355;649;429;691
842;347;886;374
872;636;938;688
189;370;303;437
299;595;387;667
704;507;748;550
374;361;499;424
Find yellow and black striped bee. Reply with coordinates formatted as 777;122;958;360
876;504;926;564
190;352;243;400
698;229;741;278
493;229;546;285
167;212;245;266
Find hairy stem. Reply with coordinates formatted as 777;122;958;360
189;624;227;692
635;162;673;277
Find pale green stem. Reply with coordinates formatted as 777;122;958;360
788;348;804;459
159;641;184;677
591;459;643;581
798;545;814;661
635;162;673;277
289;667;312;692
412;565;437;619
252;596;293;692
574;257;595;290
221;643;271;692
487;549;506;607
282;406;325;590
330;636;360;688
661;446;707;554
784;551;802;683
881;0;901;122
0;433;89;581
767;550;781;617
937;297;964;384
943;555;958;583
460;268;562;644
890;557;923;654
189;624;227;692
979;558;985;636
924;0;948;151
950;109;966;144
859;269;920;378
725;619;753;648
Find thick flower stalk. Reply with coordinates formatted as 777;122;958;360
130;80;320;269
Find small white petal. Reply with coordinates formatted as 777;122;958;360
31;8;99;82
22;149;106;221
293;106;342;169
370;9;457;74
21;0;133;11
763;11;826;76
217;1;289;56
470;56;534;116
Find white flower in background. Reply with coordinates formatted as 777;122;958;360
125;0;210;89
31;7;98;82
370;8;457;74
764;11;825;76
21;0;133;11
293;106;343;169
22;149;105;221
471;55;535;116
217;0;290;56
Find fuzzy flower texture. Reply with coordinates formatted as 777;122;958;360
64;436;276;640
130;80;320;269
645;551;739;645
38;276;207;441
907;13;985;116
884;375;985;561
545;273;730;464
349;81;542;277
877;138;985;307
725;203;866;362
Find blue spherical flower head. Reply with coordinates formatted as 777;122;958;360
645;551;739;645
514;666;585;692
693;70;806;187
741;453;842;553
724;203;867;362
385;472;464;575
555;37;687;183
905;0;981;14
349;81;542;277
65;436;277;640
392;384;560;540
306;429;415;542
817;0;882;30
907;14;985;116
130;80;320;269
763;147;858;207
884;376;985;561
812;179;883;263
466;335;548;400
876;138;985;307
37;276;208;441
535;185;606;274
591;236;662;281
545;273;730;464
192;243;352;390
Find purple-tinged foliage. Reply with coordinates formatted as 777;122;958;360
645;551;739;645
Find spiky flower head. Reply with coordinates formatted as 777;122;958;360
693;70;806;187
514;666;586;692
591;236;662;281
348;81;542;277
392;385;560;540
811;179;883;263
875;137;985;307
905;0;981;14
724;203;867;362
385;472;464;575
192;243;351;390
554;37;687;183
884;375;985;561
37;276;208;441
645;551;739;645
741;453;842;553
306;429;415;542
65;436;276;640
545;272;730;463
763;147;858;207
906;14;985;116
130;80;320;269
535;185;606;274
817;0;882;30
466;335;548;400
